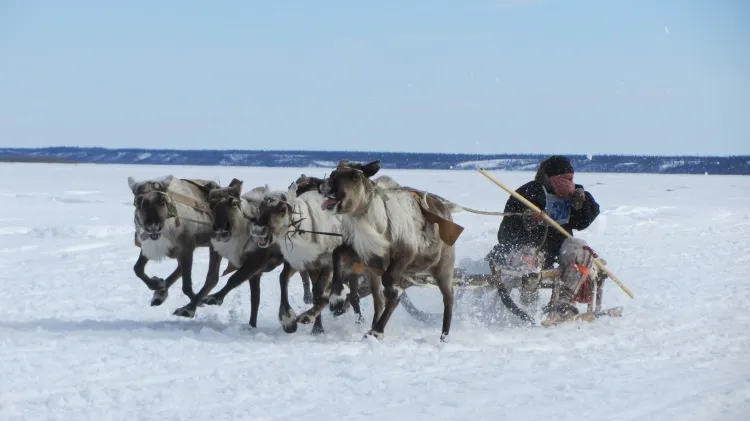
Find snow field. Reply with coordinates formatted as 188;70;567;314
0;163;748;421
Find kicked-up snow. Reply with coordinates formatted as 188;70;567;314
0;163;748;420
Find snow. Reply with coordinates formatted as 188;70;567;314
1;163;749;421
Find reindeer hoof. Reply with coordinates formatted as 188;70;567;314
297;313;316;325
151;289;168;306
364;330;384;341
202;295;223;306
355;313;366;325
311;324;324;335
279;308;298;333
331;305;349;317
173;306;195;318
440;333;449;343
149;276;166;291
329;286;350;316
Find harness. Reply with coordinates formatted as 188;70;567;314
404;188;464;246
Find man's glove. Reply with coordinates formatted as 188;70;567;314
571;187;586;210
521;209;545;231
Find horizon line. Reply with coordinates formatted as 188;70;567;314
2;146;748;159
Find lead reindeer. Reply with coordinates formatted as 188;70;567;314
128;175;223;318
199;178;314;332
320;160;464;342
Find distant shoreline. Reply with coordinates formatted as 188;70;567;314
1;147;748;175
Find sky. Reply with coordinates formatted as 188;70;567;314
1;0;748;156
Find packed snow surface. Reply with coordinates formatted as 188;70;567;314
0;163;748;421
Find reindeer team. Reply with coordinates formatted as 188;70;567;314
128;159;468;342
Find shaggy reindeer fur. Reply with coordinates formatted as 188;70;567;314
128;175;223;318
321;160;461;341
286;173;417;325
296;172;448;326
200;178;313;332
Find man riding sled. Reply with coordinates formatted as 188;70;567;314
485;155;601;318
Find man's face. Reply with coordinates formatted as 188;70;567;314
548;172;575;197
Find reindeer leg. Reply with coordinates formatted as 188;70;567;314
150;266;182;307
248;273;261;328
297;269;331;335
133;252;162;290
133;251;183;306
300;270;313;305
203;248;273;306
133;252;182;291
347;273;366;324
175;250;197;302
367;254;412;340
369;274;385;329
278;262;298;333
432;258;456;343
202;265;251;306
173;248;221;318
329;244;354;316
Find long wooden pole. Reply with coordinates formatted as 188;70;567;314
477;168;634;299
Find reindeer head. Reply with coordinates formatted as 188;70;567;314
128;175;175;240
207;178;245;242
321;160;381;215
250;183;298;249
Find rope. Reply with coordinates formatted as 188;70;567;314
460;207;524;217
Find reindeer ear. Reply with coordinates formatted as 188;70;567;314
127;176;138;194
162;175;175;186
336;160;351;170
362;160;381;177
229;180;243;197
286;182;298;202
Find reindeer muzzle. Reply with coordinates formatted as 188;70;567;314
250;226;271;248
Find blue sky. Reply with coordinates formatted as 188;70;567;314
1;0;748;155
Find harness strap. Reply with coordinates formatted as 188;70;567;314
407;190;464;246
169;191;212;214
181;178;216;195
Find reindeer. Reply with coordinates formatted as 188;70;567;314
285;173;428;325
249;179;365;335
128;175;223;318
320;160;464;342
198;178;313;332
295;172;449;326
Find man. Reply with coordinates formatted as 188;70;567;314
486;155;601;317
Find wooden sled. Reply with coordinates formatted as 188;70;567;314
452;261;624;327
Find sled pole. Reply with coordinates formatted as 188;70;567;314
477;168;634;299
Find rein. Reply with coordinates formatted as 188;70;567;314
286;201;342;238
289;217;343;237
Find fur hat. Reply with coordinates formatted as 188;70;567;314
535;155;574;187
541;156;574;176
